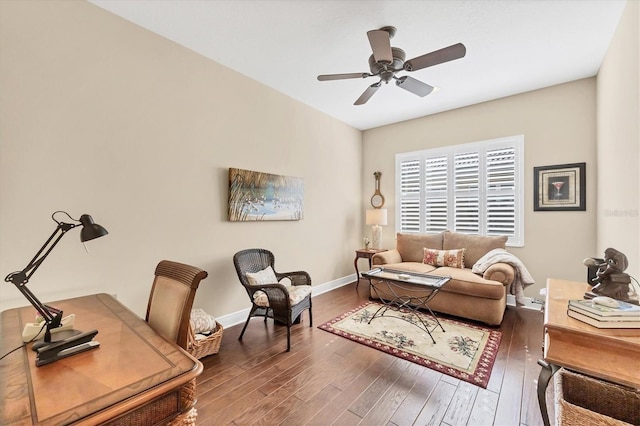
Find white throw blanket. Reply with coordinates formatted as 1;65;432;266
472;248;534;305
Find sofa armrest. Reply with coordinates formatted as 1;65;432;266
483;262;515;285
372;250;402;265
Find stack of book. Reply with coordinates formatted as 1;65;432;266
567;299;640;328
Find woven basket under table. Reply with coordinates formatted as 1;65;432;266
187;322;223;359
554;368;640;426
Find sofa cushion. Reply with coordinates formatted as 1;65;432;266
380;262;438;274
423;248;465;268
442;231;507;266
397;232;443;262
429;267;506;300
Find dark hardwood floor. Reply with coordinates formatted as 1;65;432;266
195;281;550;425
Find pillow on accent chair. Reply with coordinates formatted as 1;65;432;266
423;248;466;268
245;266;278;286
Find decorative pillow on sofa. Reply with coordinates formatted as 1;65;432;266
423;248;466;268
246;266;278;286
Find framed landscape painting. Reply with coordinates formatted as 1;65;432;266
228;168;304;221
533;162;586;211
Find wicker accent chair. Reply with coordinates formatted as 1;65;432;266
233;249;312;352
145;260;208;351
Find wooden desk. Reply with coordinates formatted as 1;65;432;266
537;279;640;426
0;293;203;425
354;248;387;289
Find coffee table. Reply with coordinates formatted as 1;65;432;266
361;267;451;343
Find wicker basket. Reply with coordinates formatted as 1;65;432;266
187;322;223;359
554;368;640;426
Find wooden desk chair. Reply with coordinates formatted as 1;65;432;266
145;260;208;351
233;248;312;351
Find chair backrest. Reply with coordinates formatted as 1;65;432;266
145;260;208;350
233;249;275;288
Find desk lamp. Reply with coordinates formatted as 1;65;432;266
4;211;108;366
366;208;387;250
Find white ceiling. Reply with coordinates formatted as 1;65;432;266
89;0;627;130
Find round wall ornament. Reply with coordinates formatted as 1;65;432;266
370;171;385;208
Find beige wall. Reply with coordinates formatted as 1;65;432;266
596;0;639;280
0;1;362;319
363;78;598;299
2;0;637;323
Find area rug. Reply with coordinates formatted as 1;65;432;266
318;302;502;388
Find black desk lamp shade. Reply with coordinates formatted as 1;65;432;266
4;211;108;364
79;214;109;242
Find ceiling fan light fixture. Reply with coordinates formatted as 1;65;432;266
395;76;435;97
317;27;465;105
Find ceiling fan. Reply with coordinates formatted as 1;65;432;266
317;26;466;105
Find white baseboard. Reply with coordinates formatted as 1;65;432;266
216;275;542;329
507;294;543;311
215;274;356;329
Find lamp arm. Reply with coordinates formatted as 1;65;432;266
5;222;77;286
4;220;75;340
13;280;61;325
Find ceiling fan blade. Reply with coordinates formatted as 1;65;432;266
395;76;435;97
317;72;369;81
367;30;393;64
404;43;467;72
354;82;381;105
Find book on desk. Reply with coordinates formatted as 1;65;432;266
567;299;640;328
568;299;640;316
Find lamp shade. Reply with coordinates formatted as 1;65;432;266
79;214;109;242
366;209;388;226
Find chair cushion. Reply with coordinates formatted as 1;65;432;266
246;266;277;286
253;285;312;308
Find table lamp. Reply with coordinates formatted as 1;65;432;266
366;209;387;250
4;211;108;366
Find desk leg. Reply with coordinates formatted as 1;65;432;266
537;359;559;426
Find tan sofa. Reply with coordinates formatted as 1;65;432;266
370;231;515;325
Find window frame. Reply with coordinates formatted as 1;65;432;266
395;135;524;247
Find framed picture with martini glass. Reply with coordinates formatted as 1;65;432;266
533;162;586;211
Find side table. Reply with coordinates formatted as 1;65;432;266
354;248;387;289
537;278;640;426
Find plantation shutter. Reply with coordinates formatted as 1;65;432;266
395;135;523;246
453;152;479;234
424;156;448;232
399;158;421;232
485;147;516;236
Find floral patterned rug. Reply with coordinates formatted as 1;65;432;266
318;302;502;388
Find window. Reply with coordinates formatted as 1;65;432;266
396;135;524;246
